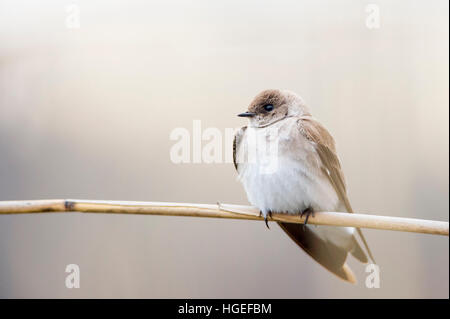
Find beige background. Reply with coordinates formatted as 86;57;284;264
0;0;448;298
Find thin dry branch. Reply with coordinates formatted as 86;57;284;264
0;199;448;236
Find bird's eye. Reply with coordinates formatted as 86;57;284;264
263;104;274;112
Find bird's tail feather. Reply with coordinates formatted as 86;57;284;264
356;228;376;263
278;222;357;283
350;236;368;263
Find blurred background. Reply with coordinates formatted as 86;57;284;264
0;0;448;298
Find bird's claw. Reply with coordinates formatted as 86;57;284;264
300;207;315;228
261;211;272;229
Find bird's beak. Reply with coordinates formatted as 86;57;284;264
238;112;256;118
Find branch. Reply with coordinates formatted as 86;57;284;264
0;199;447;236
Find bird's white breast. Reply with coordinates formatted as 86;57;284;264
236;118;355;247
237;118;340;217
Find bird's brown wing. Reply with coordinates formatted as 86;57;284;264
275;117;373;283
232;119;373;283
295;117;374;262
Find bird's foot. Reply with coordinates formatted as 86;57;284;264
260;210;272;229
300;207;315;228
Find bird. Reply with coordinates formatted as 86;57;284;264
233;89;375;283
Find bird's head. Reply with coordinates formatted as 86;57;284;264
238;89;311;127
